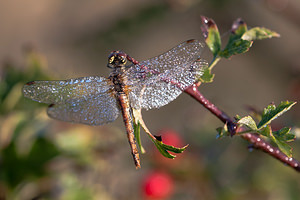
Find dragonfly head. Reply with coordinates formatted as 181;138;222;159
107;51;127;68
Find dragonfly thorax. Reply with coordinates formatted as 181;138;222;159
107;51;127;68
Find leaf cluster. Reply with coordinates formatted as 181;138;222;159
217;101;296;157
199;16;280;83
236;101;296;157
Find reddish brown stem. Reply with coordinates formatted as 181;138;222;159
240;131;300;171
185;83;236;134
184;83;300;172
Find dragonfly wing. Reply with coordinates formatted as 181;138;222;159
127;40;207;110
23;76;119;125
23;76;112;104
47;93;119;125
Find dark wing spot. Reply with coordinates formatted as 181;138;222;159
49;104;55;108
186;39;196;44
26;81;36;85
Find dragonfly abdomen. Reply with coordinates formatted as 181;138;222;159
117;92;140;168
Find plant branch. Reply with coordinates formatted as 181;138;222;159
184;83;300;172
185;83;236;134
240;131;300;171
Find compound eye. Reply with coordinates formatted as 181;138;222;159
108;55;115;64
120;56;127;64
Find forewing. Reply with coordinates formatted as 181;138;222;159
23;76;112;104
127;40;207;110
47;93;119;125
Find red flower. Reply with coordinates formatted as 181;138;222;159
142;171;174;199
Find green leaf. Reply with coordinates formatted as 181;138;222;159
238;115;257;131
216;123;230;139
219;39;253;58
217;18;252;59
201;16;221;56
161;142;188;153
269;130;292;157
152;139;175;159
273;127;296;142
133;121;145;154
258;126;293;157
259;126;271;138
242;27;280;41
231;18;248;38
271;136;293;157
257;101;296;130
150;137;188;159
225;18;248;48
198;66;214;83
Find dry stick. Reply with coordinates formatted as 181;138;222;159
184;83;300;172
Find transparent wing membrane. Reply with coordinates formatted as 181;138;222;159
47;93;119;125
127;40;206;110
23;76;112;104
23;76;119;125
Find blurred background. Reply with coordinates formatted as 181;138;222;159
0;0;300;199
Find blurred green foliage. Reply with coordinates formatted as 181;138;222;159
0;49;60;198
1;136;60;188
0;50;49;114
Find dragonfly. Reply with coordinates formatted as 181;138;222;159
23;39;206;169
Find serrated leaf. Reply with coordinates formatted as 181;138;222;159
161;142;188;153
151;137;188;159
219;39;253;58
201;16;221;56
238;115;257;130
273;127;296;142
198;67;214;83
152;139;176;159
272;137;293;157
259;125;293;157
257;101;296;130
269;132;293;157
133;121;145;154
242;27;280;41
